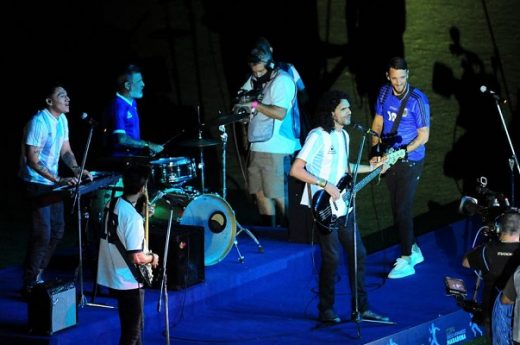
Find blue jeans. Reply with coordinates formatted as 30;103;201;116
23;182;65;287
384;159;424;256
317;214;368;314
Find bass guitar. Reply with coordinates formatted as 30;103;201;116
136;189;158;288
311;149;406;233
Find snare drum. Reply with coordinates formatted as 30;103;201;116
150;157;197;186
152;193;236;266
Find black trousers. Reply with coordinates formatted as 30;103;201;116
23;182;65;287
384;159;424;256
111;288;145;345
317;214;368;314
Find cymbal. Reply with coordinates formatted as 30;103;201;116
208;111;249;126
179;138;220;147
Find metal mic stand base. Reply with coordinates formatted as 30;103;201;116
79;296;116;309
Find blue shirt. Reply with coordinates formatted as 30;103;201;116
108;93;141;156
375;84;430;161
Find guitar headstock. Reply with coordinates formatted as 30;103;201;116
384;148;407;167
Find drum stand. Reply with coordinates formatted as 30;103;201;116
219;124;263;262
197;130;207;193
233;223;264;262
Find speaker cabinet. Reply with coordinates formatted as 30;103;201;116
288;177;316;243
150;223;205;290
28;280;77;335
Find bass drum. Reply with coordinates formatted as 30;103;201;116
89;177;123;224
153;193;236;266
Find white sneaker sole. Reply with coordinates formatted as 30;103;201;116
388;269;415;279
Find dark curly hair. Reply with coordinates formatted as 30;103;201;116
313;90;350;132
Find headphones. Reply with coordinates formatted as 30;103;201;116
494;207;520;234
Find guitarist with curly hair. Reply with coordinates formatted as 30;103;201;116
290;90;393;324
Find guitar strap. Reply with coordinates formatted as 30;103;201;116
390;86;414;135
104;197;148;286
342;130;351;174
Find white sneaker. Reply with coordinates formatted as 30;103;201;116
410;243;424;266
388;257;415;279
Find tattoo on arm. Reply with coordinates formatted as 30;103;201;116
36;162;52;177
62;151;78;170
28;147;54;181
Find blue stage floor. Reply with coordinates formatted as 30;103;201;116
0;217;485;345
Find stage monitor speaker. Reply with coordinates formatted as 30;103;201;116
28;280;77;335
150;223;205;290
288;176;316;243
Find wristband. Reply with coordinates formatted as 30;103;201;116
316;178;327;188
251;100;258;111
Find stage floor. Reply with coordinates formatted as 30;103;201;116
0;218;485;345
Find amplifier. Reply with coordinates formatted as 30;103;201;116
28;280;77;335
150;223;205;290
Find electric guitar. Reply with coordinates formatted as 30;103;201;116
138;190;154;287
311;149;406;233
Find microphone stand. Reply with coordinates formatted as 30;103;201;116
157;204;174;345
492;98;519;206
72;123;114;309
347;129;394;338
219;125;228;199
219;122;263;262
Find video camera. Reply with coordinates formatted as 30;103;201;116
458;176;511;237
235;88;263;104
230;89;264;123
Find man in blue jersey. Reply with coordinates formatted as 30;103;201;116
106;64;164;159
291;90;389;324
236;47;301;227
370;57;430;279
19;82;93;297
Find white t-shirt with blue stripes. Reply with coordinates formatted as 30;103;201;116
297;128;349;206
19;109;69;185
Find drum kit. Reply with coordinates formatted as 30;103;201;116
147;126;263;266
90;113;263;267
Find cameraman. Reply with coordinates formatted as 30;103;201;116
462;210;520;328
235;46;300;227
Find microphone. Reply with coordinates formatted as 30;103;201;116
81;112;99;126
480;85;507;103
351;123;379;137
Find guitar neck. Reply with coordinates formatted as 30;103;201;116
342;166;382;202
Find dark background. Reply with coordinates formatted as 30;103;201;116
3;0;520;254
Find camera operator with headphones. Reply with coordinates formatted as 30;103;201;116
234;45;300;228
462;209;520;333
